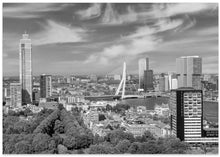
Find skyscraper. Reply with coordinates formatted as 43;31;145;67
144;70;154;92
159;76;165;92
164;75;169;91
138;58;149;89
170;87;203;142
19;33;32;104
10;83;22;108
40;74;52;98
176;56;202;90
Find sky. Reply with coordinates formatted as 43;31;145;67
3;3;218;76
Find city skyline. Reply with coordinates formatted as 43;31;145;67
3;3;218;76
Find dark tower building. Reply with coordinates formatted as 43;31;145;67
40;74;52;98
144;70;154;92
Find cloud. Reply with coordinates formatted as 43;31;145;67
3;3;70;19
76;3;102;20
203;56;218;64
203;63;218;73
97;3;217;26
100;4;140;25
195;26;218;36
33;20;87;45
161;3;217;17
154;18;184;32
125;25;156;39
84;28;160;65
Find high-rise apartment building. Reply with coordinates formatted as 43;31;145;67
144;70;154;92
138;58;149;89
176;56;202;90
170;87;203;142
10;83;22;108
40;74;52;98
19;33;32;104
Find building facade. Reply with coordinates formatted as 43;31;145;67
19;33;32;104
170;87;203;142
176;56;202;90
138;58;149;89
40;74;52;98
10;83;22;108
144;70;154;92
159;76;165;92
171;79;178;90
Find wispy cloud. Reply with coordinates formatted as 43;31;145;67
151;3;218;18
33;20;88;45
97;3;217;26
76;3;102;20
3;3;70;19
84;26;160;65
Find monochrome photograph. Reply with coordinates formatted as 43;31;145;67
2;2;218;154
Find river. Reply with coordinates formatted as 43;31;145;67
121;97;218;123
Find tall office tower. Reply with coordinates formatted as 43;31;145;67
159;77;165;92
168;72;176;90
170;87;203;142
144;70;154;92
138;58;149;89
10;83;22;108
19;33;32;104
164;75;169;91
40;74;52;98
176;56;202;90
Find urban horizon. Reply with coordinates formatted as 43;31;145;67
3;2;219;155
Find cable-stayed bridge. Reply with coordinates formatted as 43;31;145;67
85;62;166;101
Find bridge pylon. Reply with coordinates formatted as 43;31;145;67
115;62;126;99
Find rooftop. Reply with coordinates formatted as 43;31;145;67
180;56;200;58
172;87;202;91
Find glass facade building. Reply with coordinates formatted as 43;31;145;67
40;74;52;98
138;58;149;89
19;33;32;104
176;56;202;90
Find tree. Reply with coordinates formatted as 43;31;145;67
32;133;55;153
116;139;131;153
89;144;119;154
93;134;104;145
23;108;33;116
14;140;32;154
138;141;161;154
57;144;68;154
3;134;26;154
105;129;135;145
52;133;63;146
63;136;76;150
158;136;189;154
99;114;106;121
127;142;142;154
75;134;93;149
58;104;64;110
135;131;155;142
54;120;64;134
106;104;113;111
